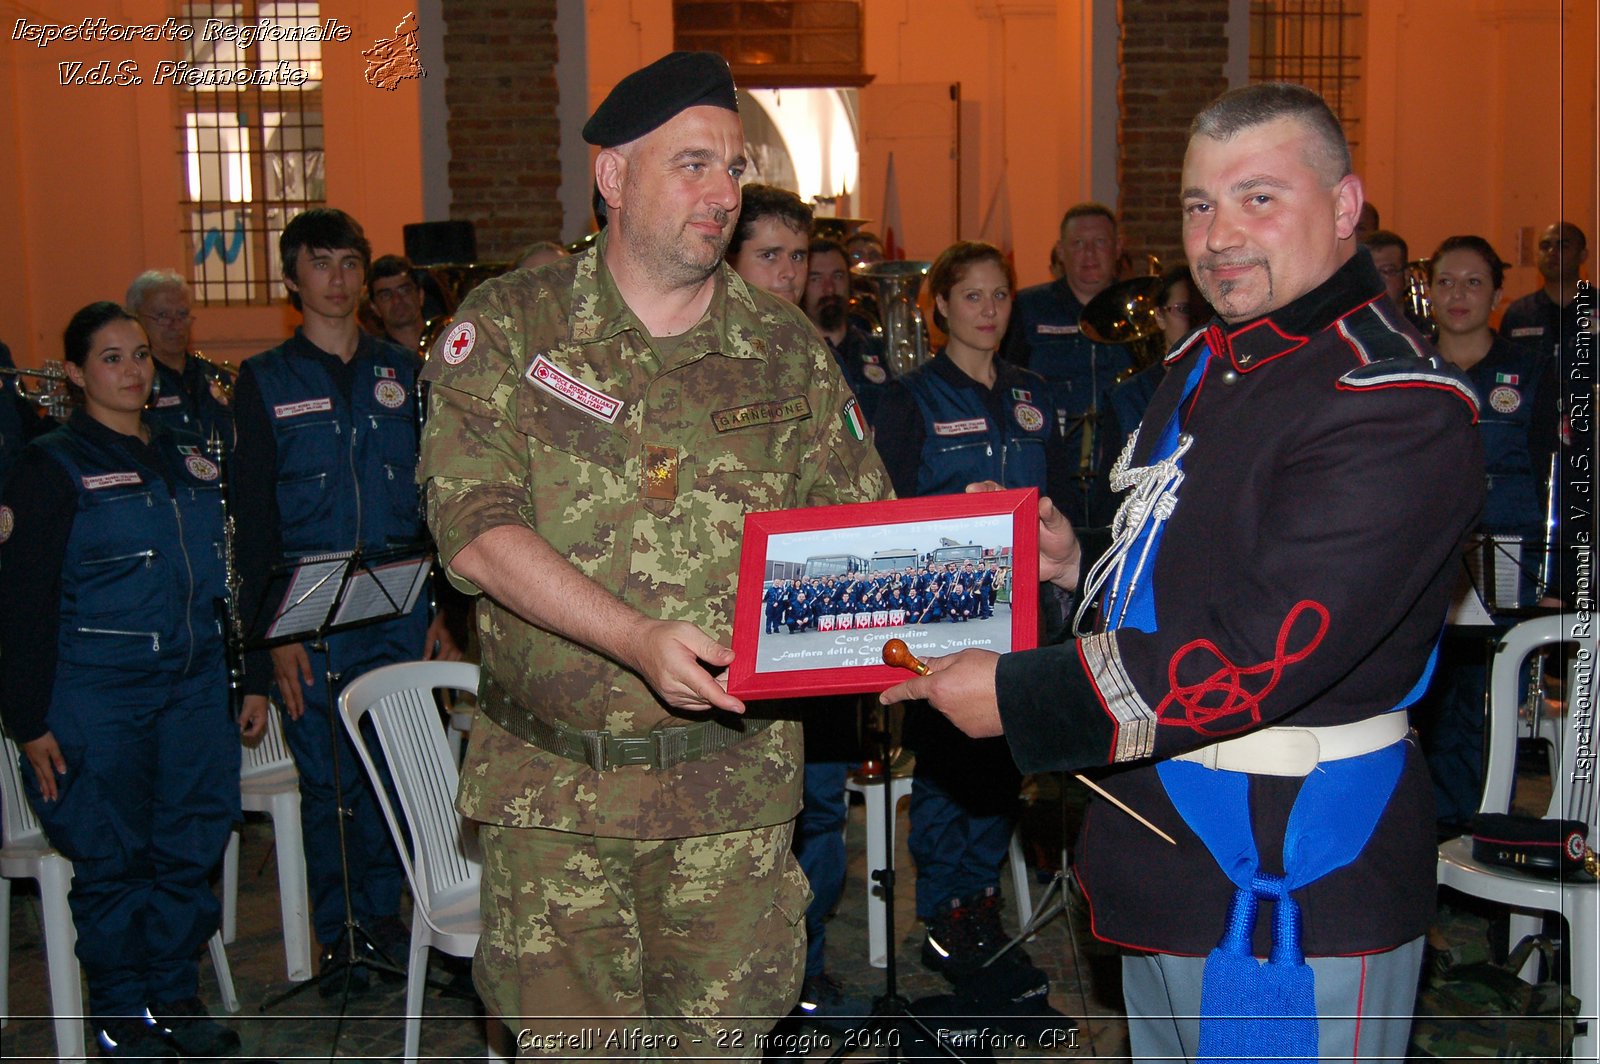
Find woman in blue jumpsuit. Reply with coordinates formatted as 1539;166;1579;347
874;241;1070;995
1419;236;1560;827
0;303;261;1061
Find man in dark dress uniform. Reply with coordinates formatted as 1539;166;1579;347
881;84;1483;1062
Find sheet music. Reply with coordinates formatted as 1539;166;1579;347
333;557;431;626
267;555;351;640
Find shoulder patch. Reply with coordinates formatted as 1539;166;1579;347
1337;355;1481;420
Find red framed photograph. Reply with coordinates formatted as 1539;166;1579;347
728;488;1039;700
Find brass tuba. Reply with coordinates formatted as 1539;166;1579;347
1079;274;1167;381
853;260;932;378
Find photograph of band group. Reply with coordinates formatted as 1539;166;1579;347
754;513;1015;674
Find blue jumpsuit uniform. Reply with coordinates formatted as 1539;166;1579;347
0;412;238;1022
875;351;1064;919
233;331;429;949
144;353;235;452
1419;332;1559;825
1001;279;1132;527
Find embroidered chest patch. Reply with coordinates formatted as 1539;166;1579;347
1012;403;1045;432
82;472;142;489
526;354;623;424
933;417;987;436
184;455;220;481
373;379;408;409
273;398;333;419
1488;384;1522;414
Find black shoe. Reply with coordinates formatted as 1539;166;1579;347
146;997;242;1058
362;914;411;982
95;1017;178;1060
795;972;872;1024
318;934;371;997
922;887;1030;983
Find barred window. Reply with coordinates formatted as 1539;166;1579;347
1249;0;1363;154
179;1;325;305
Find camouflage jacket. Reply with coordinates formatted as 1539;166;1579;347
419;235;889;839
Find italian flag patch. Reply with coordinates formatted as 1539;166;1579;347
1495;372;1519;385
375;365;397;379
843;398;867;441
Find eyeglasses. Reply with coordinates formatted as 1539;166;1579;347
1162;303;1191;316
1375;265;1404;278
142;310;192;326
372;281;418;303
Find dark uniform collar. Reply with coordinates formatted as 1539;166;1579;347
927;349;1023;392
1177;247;1386;374
286;326;383;367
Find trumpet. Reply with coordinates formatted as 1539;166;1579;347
1;361;72;420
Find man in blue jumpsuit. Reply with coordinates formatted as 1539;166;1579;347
232;208;459;993
883;84;1483;1061
1501;221;1591;366
126;271;235;448
1002;203;1132;528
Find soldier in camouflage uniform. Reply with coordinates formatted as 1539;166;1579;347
418;52;888;1056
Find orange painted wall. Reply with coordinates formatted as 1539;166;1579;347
1359;0;1596;305
1;2;425;368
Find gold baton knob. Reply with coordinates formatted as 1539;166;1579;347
882;638;929;676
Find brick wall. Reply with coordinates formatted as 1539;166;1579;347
1118;0;1231;268
442;1;564;262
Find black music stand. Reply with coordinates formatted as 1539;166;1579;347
243;544;431;1013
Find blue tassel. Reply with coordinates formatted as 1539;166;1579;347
1198;877;1319;1062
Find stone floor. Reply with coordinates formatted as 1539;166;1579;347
0;756;1572;1062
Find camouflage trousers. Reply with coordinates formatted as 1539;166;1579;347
475;820;810;1059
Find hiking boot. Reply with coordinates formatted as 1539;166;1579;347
146;997;241;1058
95;1017;178;1060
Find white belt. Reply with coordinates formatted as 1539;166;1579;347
1170;711;1411;777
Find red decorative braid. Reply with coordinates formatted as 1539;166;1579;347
1153;600;1330;737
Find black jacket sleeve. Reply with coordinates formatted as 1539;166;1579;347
0;450;75;743
229;364;281;696
871;381;927;498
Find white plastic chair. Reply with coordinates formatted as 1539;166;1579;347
338;661;506;1064
1438;613;1598;1061
1;736;238;1063
220;701;314;981
843;771;1033;968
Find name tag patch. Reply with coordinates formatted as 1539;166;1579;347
933;417;987;436
527;354;623;424
710;395;812;433
82;472;143;490
1508;326;1545;339
154;395;183;408
273;398;333;419
1036;324;1079;336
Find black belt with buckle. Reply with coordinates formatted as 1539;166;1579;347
482;675;772;772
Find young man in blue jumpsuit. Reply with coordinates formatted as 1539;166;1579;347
883;85;1484;1061
231;208;459;993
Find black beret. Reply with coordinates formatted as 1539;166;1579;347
582;51;739;148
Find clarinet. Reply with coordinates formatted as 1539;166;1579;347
209;429;246;718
